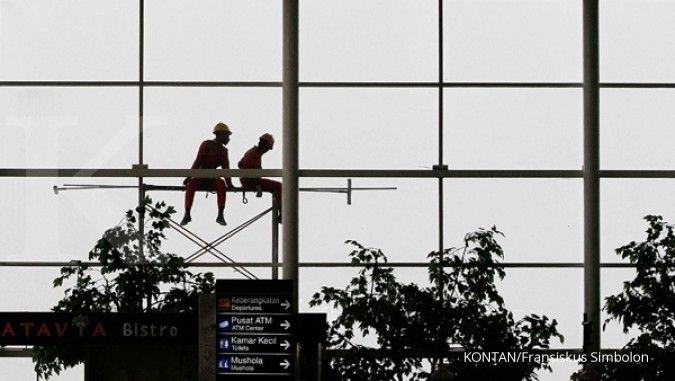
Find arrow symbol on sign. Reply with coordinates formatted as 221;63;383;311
280;340;291;350
280;359;291;370
281;300;291;310
281;320;291;330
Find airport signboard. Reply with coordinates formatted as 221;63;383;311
216;280;294;380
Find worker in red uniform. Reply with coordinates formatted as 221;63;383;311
180;122;235;226
238;133;282;222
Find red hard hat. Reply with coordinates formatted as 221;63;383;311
259;133;275;148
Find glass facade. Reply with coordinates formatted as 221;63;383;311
1;1;672;380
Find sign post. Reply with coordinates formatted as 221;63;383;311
215;280;294;380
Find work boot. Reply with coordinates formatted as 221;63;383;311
216;213;227;226
180;214;192;226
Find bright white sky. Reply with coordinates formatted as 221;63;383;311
1;1;675;380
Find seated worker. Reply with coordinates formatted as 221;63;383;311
180;122;235;226
238;133;282;222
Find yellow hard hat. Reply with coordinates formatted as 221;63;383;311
213;122;232;135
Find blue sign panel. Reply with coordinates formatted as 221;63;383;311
216;280;294;380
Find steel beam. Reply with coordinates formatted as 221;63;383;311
583;0;601;354
10;168;675;179
0;168;282;177
4;81;675;89
300;169;584;178
282;0;300;314
0;261;644;268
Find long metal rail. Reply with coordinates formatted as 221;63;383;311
7;168;675;178
3;81;675;88
0;261;650;268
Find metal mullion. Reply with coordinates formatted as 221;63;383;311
301;82;582;88
11;168;675;178
436;0;446;369
600;170;675;178
583;0;601;355
600;83;675;89
0;261;647;268
146;81;282;87
0;81;138;87
137;0;146;259
443;82;582;88
300;169;584;178
5;81;675;89
282;0;300;317
0;81;281;87
0;81;579;89
0;168;283;177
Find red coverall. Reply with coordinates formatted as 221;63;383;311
238;147;282;203
184;140;231;211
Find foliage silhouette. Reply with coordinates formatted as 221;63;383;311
575;215;675;380
310;227;563;381
32;198;215;379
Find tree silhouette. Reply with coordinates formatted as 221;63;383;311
32;198;215;379
586;215;675;380
311;227;563;381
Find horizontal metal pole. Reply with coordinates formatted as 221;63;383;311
300;169;584;178
600;170;675;178
600;83;675;89
301;82;437;88
301;82;582;88
8;168;675;179
443;82;582;88
0;261;642;268
0;81;138;87
0;81;281;88
0;81;579;89
147;81;281;87
0;168;282;178
0;81;673;89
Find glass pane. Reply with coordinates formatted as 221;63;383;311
300;88;436;169
0;0;138;81
0;178;136;261
300;0;437;82
145;0;281;81
0;359;82;381
444;179;583;263
0;267;84;310
601;89;675;170
601;179;675;263
0;88;137;168
300;179;436;262
601;0;675;82
498;269;582;348
444;0;582;82
444;89;582;169
144;88;281;169
601;268;640;349
539;363;582;381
